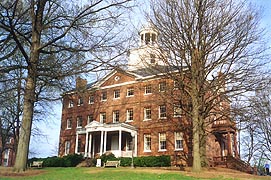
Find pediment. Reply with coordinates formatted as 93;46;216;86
85;120;103;128
96;69;137;88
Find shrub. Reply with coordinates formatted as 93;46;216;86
117;155;171;167
29;154;83;167
100;153;117;165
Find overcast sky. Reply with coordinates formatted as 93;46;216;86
30;0;271;158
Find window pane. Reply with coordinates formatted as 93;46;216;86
145;85;152;94
144;107;151;120
159;133;166;150
159;105;166;118
113;110;120;123
89;95;94;104
114;89;120;99
159;81;166;92
127;88;134;96
175;132;183;150
144;134;151;151
127;109;133;121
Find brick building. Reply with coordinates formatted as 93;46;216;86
0;135;16;167
58;24;240;167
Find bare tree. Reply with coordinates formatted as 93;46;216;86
0;70;23;166
237;80;271;165
0;0;133;172
148;0;268;172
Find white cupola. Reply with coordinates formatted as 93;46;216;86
128;22;164;71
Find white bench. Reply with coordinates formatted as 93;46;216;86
30;161;43;168
104;160;120;168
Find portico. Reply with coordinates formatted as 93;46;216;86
75;121;137;158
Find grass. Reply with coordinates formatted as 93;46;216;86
0;167;253;180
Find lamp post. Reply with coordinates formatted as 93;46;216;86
131;132;135;168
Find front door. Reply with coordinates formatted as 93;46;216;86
111;136;119;150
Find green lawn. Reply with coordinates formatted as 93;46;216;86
0;167;239;180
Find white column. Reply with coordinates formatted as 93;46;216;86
88;133;92;158
104;131;107;154
119;130;122;157
84;132;89;157
75;133;79;154
134;133;138;157
100;131;104;156
92;137;95;158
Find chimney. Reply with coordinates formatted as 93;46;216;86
76;77;87;90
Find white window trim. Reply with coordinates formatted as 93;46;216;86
3;149;10;166
77;97;83;106
159;105;167;119
65;141;71;155
66;119;72;129
144;134;151;152
126;109;133;122
126;88;134;97
174;104;182;117
113;110;120;123
101;92;107;102
143;107;152;121
159;82;166;92
113;90;121;99
174;132;184;151
144;85;152;95
77;117;83;128
88;95;94;104
158;133;167;151
100;112;106;123
68;100;74;108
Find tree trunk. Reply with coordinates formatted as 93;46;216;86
13;75;36;172
13;0;45;172
191;96;201;172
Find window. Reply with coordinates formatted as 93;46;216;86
89;95;94;104
67;118;72;129
175;132;183;150
159;81;166;92
145;85;152;94
78;97;83;106
87;114;94;124
65;141;71;155
159;105;167;119
174;104;182;117
150;54;155;64
3;149;9;167
100;112;106;123
127;87;134;97
68;100;74;108
114;89;120;99
159;133;167;151
113;110;120;123
126;109;133;121
101;91;107;101
144;107;151;120
77;116;83;128
144;134;151;152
